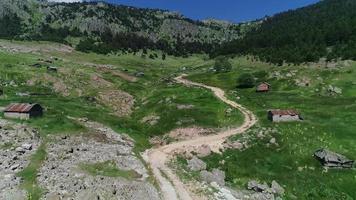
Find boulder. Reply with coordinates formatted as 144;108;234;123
15;147;25;154
271;180;285;195
314;149;354;168
21;143;32;150
247;180;269;192
187;156;206;171
200;168;225;186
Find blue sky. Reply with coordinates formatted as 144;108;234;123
105;0;320;23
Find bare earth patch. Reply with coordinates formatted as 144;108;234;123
168;127;215;141
0;41;73;54
90;64;138;82
97;90;135;117
90;73;114;88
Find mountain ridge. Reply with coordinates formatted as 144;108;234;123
0;0;258;56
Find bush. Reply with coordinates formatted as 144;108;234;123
237;73;255;88
213;57;232;73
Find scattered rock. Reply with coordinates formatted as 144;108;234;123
327;85;342;95
0;119;39;198
176;104;194;110
247;180;285;198
141;115;160;126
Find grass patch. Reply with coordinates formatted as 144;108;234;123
17;144;47;200
79;161;142;180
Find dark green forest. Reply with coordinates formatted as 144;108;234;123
214;0;356;64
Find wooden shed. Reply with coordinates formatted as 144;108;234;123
4;103;43;120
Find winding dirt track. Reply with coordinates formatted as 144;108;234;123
143;74;257;200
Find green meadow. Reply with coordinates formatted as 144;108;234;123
0;40;242;199
188;57;356;199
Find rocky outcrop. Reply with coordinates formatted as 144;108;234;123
247;180;285;198
200;169;225;186
314;149;354;168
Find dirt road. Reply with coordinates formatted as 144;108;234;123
143;74;257;200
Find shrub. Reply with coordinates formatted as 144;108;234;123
213;56;232;73
237;73;255;88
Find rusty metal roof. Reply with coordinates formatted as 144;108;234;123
257;83;270;91
4;103;38;113
269;109;299;116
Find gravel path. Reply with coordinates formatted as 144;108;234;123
143;74;257;200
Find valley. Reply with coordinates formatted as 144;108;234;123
1;0;356;199
1;38;355;199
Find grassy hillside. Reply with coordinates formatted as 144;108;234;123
187;57;356;199
0;39;246;199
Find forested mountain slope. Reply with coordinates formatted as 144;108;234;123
214;0;356;64
0;0;255;56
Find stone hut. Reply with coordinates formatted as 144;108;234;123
4;103;43;120
256;82;270;92
268;110;301;122
314;149;354;168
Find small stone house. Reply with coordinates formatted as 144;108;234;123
256;82;270;92
268;110;301;122
4;103;43;120
314;149;354;169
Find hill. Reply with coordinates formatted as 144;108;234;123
214;0;356;64
0;0;253;56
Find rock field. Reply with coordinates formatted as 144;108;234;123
0;119;40;200
0;118;160;200
38;119;160;200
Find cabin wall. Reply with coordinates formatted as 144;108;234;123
272;115;300;122
4;112;30;120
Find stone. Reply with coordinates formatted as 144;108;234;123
271;180;285;195
187;156;207;171
21;143;32;150
15;147;25;154
327;85;342;95
269;138;276;144
10;164;20;171
247;180;269;192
